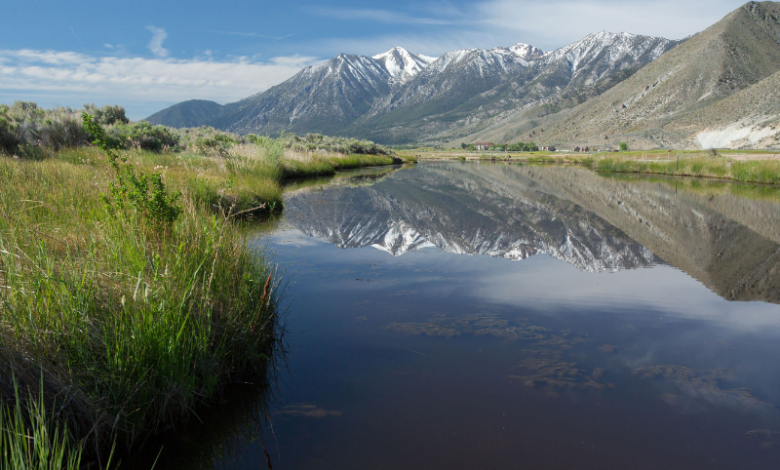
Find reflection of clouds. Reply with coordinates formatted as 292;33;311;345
277;404;342;418
473;261;780;332
267;229;329;248
633;365;772;411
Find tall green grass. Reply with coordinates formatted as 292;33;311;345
0;132;403;466
0;381;86;470
0;154;280;465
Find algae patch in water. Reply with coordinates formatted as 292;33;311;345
384;313;551;340
633;365;772;409
277;404;343;418
508;349;608;396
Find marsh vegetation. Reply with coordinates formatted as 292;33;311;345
0;104;402;468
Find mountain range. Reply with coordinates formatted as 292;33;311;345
146;1;780;150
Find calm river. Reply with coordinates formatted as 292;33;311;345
130;162;780;469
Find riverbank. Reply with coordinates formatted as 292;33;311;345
398;148;780;185
0;136;407;467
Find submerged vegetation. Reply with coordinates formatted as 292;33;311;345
0;104;403;467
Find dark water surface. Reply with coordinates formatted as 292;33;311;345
137;163;780;469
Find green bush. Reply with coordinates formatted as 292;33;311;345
83;113;183;226
0;110;21;151
84;103;129;126
283;133;392;156
109;121;180;152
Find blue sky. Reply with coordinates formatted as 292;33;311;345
1;0;747;119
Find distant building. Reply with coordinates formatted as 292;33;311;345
541;146;556;151
474;142;494;151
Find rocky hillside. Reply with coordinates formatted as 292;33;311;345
465;1;780;149
348;32;680;143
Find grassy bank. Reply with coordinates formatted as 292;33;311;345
0;149;281;465
404;147;780;185
590;155;780;185
0;110;405;467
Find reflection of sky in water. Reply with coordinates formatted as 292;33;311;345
136;164;780;470
248;220;780;470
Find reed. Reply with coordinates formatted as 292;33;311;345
0;147;280;465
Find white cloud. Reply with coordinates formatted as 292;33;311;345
308;0;745;54
269;54;322;67
0;49;320;119
473;0;742;46
145;26;169;58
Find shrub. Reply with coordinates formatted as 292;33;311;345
84;103;129;126
0;110;21;151
282;133;392;156
109;121;180;152
83;113;183;226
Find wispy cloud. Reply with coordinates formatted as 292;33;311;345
197;29;295;41
308;6;459;25
0;49;321;118
145;26;169;58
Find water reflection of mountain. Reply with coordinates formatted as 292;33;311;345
285;165;660;273
284;163;780;304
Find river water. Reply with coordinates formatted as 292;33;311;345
131;162;780;469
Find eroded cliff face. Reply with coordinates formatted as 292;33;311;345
283;163;780;304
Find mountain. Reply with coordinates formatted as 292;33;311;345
372;47;437;85
210;53;395;135
145;99;223;128
347;32;680;143
509;43;546;61
145;33;679;141
671;69;780;149
144;2;780;149
208;47;438;136
466;1;780;149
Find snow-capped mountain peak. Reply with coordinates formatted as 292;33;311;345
372;47;436;84
509;43;546;60
544;31;675;75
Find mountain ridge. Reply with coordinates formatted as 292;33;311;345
465;1;780;149
146;2;780;149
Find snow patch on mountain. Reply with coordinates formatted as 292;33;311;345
544;31;676;76
509;43;546;60
372;47;436;85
